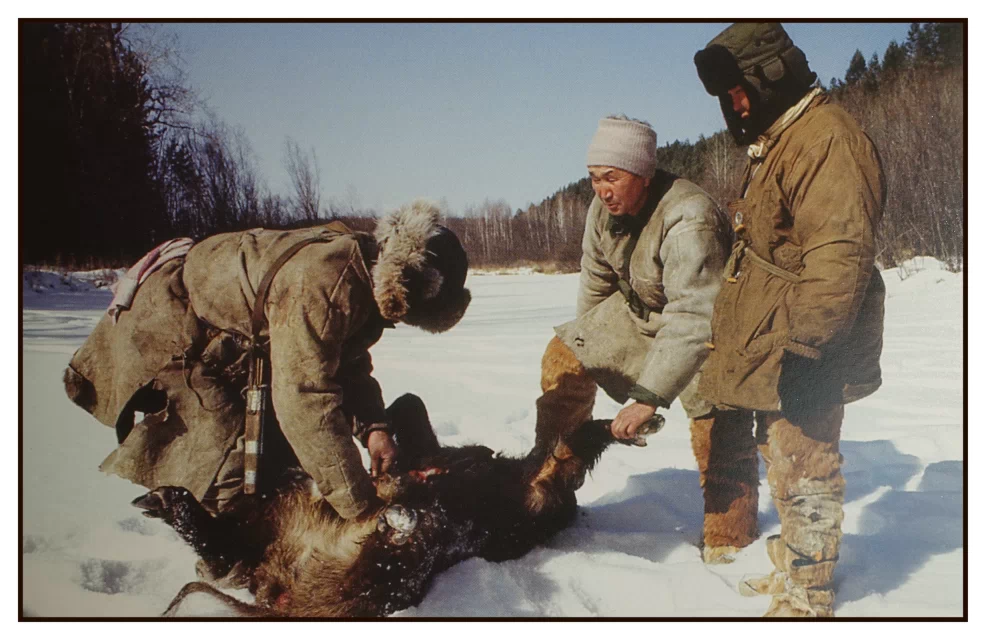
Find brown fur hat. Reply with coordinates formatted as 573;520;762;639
373;201;471;333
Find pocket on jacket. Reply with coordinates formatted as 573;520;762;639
703;265;792;412
713;264;793;354
743;270;794;352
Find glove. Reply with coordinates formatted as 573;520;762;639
777;351;841;423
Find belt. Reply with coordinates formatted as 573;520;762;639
724;238;801;284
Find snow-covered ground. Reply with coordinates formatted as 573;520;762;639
20;258;964;618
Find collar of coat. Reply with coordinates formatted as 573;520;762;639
748;86;827;161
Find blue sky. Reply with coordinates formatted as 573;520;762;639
164;21;913;215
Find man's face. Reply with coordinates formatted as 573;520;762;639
588;166;651;217
728;85;752;120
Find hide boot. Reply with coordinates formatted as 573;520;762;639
739;535;787;596
525;336;597;514
690;410;760;564
746;407;845;618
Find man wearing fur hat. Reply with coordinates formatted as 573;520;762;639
693;23;886;616
526;115;738;545
64;201;470;521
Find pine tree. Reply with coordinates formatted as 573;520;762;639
905;22;937;64
845;49;867;86
863;52;881;92
21;22;167;265
933;22;964;66
882;40;907;76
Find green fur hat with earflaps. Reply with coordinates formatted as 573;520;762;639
694;22;817;144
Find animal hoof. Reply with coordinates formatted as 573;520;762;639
377;505;418;545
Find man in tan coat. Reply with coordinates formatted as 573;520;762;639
526;117;742;551
64;202;471;520
693;23;886;616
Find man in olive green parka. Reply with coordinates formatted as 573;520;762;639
693;22;886;617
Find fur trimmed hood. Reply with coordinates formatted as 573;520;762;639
372;201;471;333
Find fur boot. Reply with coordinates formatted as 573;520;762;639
739;535;787;596
690;410;760;563
753;407;844;617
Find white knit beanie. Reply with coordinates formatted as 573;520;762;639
585;117;657;177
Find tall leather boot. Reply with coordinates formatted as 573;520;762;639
689;410;760;564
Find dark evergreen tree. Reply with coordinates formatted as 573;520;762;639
845;49;867;86
21;22;167;265
882;40;907;76
933;22;964;67
863;52;881;92
905;22;937;64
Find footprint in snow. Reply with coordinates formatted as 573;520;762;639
117;515;159;536
505;409;529;424
22;534;47;554
77;557;164;595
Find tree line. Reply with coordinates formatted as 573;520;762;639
20;22;963;272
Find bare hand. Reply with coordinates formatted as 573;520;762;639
367;430;398;477
609;402;657;441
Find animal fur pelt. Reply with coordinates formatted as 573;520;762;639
135;394;634;618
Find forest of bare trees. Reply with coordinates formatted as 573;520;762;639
20;22;964;272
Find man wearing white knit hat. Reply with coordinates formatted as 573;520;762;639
525;116;751;565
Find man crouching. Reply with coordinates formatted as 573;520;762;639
527;116;757;564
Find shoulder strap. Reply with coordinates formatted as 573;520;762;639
250;222;351;346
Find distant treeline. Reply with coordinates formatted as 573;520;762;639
21;22;963;272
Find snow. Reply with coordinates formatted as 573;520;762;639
20;259;964;618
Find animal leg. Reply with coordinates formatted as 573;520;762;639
524;419;617;515
387;393;441;467
162;581;271;618
532;337;597;454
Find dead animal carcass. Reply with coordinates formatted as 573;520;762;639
134;393;656;617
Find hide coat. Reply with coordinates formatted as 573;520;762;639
64;223;391;518
697;93;886;411
555;172;733;418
